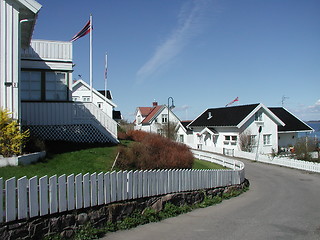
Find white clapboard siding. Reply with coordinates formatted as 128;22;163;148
0;151;245;223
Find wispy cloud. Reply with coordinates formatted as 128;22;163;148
291;99;320;121
136;0;212;82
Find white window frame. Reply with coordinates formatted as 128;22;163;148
45;72;68;101
162;114;168;123
263;134;271;145
224;135;237;145
83;96;91;102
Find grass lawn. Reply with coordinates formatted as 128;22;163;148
0;143;226;180
0;146;119;181
193;158;228;170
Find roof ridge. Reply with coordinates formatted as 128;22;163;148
207;103;260;110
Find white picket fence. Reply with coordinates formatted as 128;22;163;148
234;150;320;173
191;149;245;172
0;163;245;223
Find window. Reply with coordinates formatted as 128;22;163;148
250;135;257;146
83;96;91;102
263;134;271;145
157;129;164;136
97;102;103;109
137;115;142;124
72;97;79;102
162;114;168;123
255;112;262;121
46;72;67;101
179;135;184;143
224;135;237;145
21;70;68;101
21;71;41;100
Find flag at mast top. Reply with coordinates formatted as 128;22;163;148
70;18;92;42
225;97;239;107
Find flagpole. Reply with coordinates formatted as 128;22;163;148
105;52;108;98
90;14;93;102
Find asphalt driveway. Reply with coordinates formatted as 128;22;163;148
102;159;320;240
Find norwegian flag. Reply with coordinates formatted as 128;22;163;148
225;97;239;107
71;20;91;42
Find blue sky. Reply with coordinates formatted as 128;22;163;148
33;0;320;121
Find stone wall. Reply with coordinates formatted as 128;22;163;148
0;179;249;239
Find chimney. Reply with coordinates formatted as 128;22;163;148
153;101;158;107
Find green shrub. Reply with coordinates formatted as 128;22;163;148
0;108;29;157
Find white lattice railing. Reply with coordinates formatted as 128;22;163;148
21;102;118;140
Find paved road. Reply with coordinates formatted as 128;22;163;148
103;160;320;240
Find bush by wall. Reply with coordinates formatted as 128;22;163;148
116;131;194;170
0;108;29;157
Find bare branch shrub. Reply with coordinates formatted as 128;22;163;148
116;132;193;170
239;130;255;152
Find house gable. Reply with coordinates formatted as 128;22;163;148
72;79;117;108
237;103;285;128
141;105;165;125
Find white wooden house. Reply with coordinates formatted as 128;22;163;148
1;0;118;144
134;101;181;135
1;0;42;120
185;103;285;155
72;79;118;120
178;103;313;156
176;121;193;144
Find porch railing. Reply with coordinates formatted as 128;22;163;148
21;102;117;139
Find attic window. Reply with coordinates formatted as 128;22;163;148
208;112;212;119
255;112;262;121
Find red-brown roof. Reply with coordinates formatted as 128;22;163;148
138;107;154;117
141;105;164;124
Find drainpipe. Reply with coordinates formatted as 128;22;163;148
18;19;34;125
